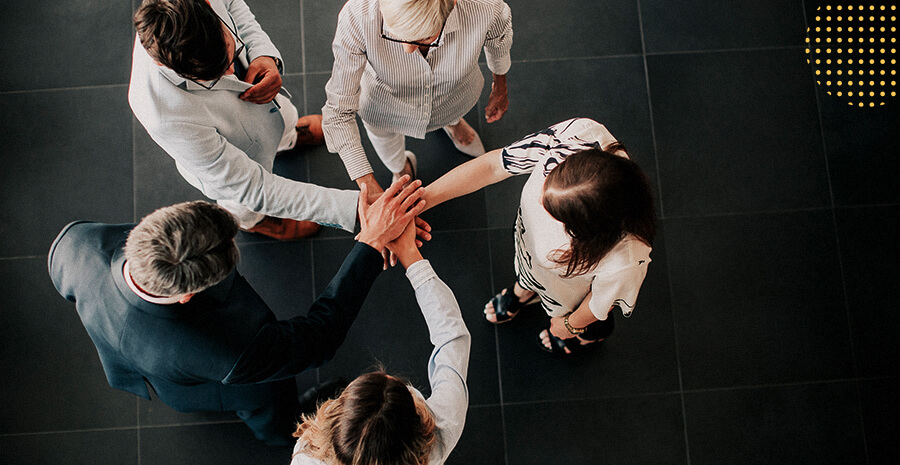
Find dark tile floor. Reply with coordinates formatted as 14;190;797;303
1;1;898;464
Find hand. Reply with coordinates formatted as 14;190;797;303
240;56;282;104
484;79;508;123
548;316;576;340
414;216;431;247
356;175;426;251
385;216;423;268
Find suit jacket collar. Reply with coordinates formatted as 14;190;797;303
111;245;236;319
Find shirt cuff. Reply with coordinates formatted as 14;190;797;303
405;259;436;290
340;146;375;181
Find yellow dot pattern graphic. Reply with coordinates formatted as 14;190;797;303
806;4;898;107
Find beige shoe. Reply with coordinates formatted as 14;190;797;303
442;119;485;157
391;150;418;184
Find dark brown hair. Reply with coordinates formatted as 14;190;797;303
134;0;230;81
294;371;436;465
542;147;656;278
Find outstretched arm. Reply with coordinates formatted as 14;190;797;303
422;148;511;211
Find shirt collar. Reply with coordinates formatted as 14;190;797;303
122;260;183;305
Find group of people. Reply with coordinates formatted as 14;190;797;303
49;0;657;463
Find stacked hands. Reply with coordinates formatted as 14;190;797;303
356;175;431;269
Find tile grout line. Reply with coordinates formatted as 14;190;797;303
635;0;664;220
0;255;45;261
486;230;511;465
800;2;869;464
636;1;689;464
300;0;308;115
0;83;129;96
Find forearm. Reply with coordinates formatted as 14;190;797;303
567;291;601;328
223;242;383;383
423;149;510;211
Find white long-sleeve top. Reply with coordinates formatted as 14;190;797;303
323;0;513;180
291;259;471;465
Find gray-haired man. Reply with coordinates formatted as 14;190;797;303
48;177;424;446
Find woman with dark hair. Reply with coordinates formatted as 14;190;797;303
423;118;656;354
290;221;471;464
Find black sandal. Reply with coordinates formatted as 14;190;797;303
485;287;536;324
539;330;601;355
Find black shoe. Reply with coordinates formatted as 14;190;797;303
298;377;348;416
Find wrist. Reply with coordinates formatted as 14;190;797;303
563;314;587;335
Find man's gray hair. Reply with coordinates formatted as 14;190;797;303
380;0;454;42
125;201;240;297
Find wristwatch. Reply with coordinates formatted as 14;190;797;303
563;315;586;335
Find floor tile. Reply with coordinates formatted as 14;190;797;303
445;405;506;465
302;0;343;74
818;91;900;206
665;210;854;389
0;1;133;91
247;0;303;76
0;429;138;465
0;87;133;258
489;225;679;404
648;49;829;217
0;258;136;434
641;0;807;53
504;395;687;465
314;230;501;406
683;382;866;465
132;119;207;221
140;423;290;465
835;205;900;378
509;0;642;59
859;377;900;465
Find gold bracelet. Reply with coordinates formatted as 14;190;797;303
563;315;586;335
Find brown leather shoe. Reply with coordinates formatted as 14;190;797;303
296;114;325;145
244;216;321;241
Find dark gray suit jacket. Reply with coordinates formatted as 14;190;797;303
48;221;381;413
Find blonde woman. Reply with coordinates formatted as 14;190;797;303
324;0;513;192
291;220;471;464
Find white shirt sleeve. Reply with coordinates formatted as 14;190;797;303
406;260;471;464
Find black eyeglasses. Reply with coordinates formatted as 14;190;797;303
380;18;445;48
191;16;246;90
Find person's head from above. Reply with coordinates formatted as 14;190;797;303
380;0;454;53
294;371;436;465
541;145;656;278
134;0;241;82
125;201;240;301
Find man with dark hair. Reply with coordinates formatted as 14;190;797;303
48;177;426;446
129;0;344;241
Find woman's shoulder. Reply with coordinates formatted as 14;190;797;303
290;441;328;465
591;235;652;276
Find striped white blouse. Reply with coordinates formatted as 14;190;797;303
323;0;513;180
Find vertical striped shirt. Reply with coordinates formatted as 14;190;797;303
323;0;513;180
